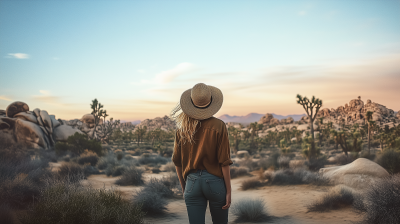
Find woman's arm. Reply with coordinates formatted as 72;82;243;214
221;165;231;209
175;166;185;194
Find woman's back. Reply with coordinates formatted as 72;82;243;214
172;116;233;182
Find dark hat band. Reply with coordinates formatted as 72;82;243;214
191;96;213;109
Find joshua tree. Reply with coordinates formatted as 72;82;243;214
134;126;147;146
366;111;374;156
296;94;323;160
90;99;108;139
228;126;242;154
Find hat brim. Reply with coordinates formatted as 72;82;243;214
180;85;223;120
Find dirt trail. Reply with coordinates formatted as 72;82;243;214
85;172;361;224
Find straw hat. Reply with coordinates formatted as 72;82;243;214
180;83;223;120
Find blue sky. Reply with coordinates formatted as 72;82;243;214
1;0;399;121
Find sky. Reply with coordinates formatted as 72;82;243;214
1;0;399;121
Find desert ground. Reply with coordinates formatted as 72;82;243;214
75;168;361;224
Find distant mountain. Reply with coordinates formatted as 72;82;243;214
218;113;306;124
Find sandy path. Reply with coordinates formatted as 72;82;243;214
84;172;361;224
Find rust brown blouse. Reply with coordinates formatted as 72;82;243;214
172;117;233;181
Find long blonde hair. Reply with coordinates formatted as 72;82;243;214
170;104;200;145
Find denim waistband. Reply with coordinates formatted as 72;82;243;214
189;169;208;175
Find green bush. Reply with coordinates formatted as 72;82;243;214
20;182;145;224
78;153;99;166
55;133;103;156
375;149;400;174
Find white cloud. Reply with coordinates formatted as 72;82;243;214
154;62;197;83
0;96;12;101
8;53;30;59
39;90;50;95
298;11;307;16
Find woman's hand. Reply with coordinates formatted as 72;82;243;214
222;192;231;209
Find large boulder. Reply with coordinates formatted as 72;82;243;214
319;158;389;189
0;117;49;149
6;101;29;118
53;125;83;142
81;114;95;128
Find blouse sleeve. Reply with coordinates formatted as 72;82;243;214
218;124;234;167
172;131;182;167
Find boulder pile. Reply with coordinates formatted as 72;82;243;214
134;115;175;132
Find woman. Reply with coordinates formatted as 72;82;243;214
171;83;233;224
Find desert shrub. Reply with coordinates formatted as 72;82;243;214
132;190;168;215
230;166;250;178
55;132;103;156
306;156;327;171
241;178;264;190
83;165;101;175
106;165;126;177
0;175;40;209
77;153;99;166
375;149;400;174
160;173;182;191
97;152;116;170
307;185;356;212
0;203;15;224
57;163;85;182
237;157;259;171
289;160;305;169
152;167;161;173
143;178;174;198
20;181;145;224
277;156;291;169
354;174;400;224
231;198;270;222
269;169;328;185
138;154;168;165
115;166;144;186
116;152;124;161
162;162;176;172
258;152;280;170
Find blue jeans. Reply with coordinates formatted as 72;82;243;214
184;169;228;224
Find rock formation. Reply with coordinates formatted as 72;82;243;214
257;113;281;126
133;115;175;132
308;96;398;127
0;101;81;149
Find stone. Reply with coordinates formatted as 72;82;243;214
237;150;249;158
13;112;38;123
0;110;6;116
40;110;53;134
0;117;49;149
53;124;83;142
258;113;273;125
6;101;29;118
50;115;61;129
319;158;390;189
396;111;400;120
81;114;95;128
